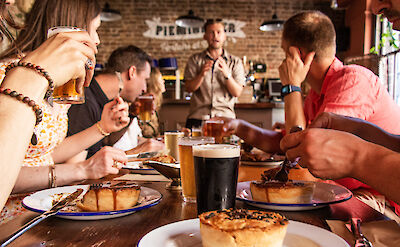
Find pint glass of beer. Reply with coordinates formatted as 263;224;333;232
48;26;86;104
137;95;154;122
191;127;202;137
164;131;184;161
178;136;214;203
193;144;240;214
203;119;224;143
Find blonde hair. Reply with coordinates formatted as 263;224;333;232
140;67;164;138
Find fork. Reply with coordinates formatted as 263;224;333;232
274;125;303;182
89;183;103;190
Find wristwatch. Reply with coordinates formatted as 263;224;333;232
281;85;301;98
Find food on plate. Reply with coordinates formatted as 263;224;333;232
250;180;315;204
150;154;176;164
240;150;284;162
77;182;141;212
199;208;288;247
249;168;315;204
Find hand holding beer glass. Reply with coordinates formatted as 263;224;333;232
203;119;225;143
47;27;92;104
178;136;214;203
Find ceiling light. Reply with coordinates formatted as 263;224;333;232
260;13;284;32
175;10;204;28
100;3;122;22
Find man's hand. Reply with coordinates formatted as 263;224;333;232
125;139;165;155
200;60;214;76
279;46;315;86
280;128;367;179
216;57;231;79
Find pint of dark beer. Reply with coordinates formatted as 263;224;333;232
138;95;153;122
192;144;240;214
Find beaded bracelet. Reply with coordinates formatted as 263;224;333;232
5;61;55;106
0;87;43;145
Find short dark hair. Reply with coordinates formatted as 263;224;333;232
104;45;152;73
204;19;224;32
283;11;336;59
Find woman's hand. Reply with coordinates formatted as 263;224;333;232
22;31;97;93
99;97;130;134
81;146;127;179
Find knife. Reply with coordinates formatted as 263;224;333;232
137;151;160;159
350;218;373;247
1;188;84;247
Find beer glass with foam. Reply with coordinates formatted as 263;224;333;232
178;136;215;203
193;144;240;214
137;95;154;122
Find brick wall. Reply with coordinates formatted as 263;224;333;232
96;0;345;78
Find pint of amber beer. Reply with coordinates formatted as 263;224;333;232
138;95;153;122
48;26;86;104
178;136;214;203
203;119;224;143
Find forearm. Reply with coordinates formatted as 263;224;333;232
12;162;86;194
0;68;48;207
235;120;282;153
350;120;400;152
185;74;205;92
284;92;306;131
353;142;400;205
225;78;243;97
52;124;105;163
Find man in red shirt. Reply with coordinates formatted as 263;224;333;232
222;10;400;220
280;1;400;220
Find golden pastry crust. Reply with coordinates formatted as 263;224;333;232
250;181;315;204
77;182;141;212
199;209;288;247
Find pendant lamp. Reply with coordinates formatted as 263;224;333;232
260;1;284;32
100;3;122;22
175;10;204;28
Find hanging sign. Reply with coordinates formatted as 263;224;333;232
143;17;246;41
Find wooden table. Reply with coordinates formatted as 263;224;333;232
0;166;386;246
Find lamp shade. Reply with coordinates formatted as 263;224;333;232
175;10;204;28
259;14;284;32
100;3;122;22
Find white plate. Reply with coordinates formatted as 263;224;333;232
240;160;282;167
236;181;352;211
138;219;350;247
122;161;160;175
22;185;162;220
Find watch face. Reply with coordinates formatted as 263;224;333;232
282;87;289;94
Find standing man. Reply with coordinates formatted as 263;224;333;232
184;19;245;129
68;45;163;160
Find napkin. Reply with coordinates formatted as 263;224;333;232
114;173;171;182
327;220;400;247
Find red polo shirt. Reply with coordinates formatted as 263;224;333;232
304;57;400;214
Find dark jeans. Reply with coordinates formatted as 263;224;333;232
185;118;203;129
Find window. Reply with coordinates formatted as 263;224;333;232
375;16;400;104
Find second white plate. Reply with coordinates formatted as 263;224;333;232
138;218;350;247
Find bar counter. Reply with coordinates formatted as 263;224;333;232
159;99;285;131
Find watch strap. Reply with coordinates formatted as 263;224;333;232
281;85;301;98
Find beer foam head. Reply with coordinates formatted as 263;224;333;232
192;144;240;158
179;136;215;146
